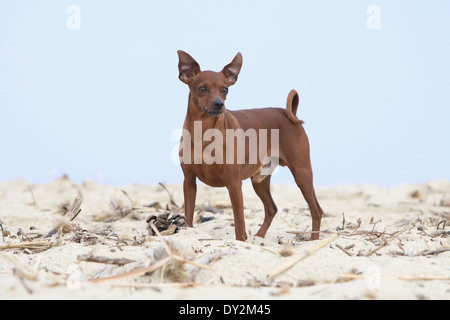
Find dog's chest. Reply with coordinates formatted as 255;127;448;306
183;163;229;187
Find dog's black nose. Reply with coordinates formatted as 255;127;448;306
213;98;224;110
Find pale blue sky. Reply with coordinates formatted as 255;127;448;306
0;1;449;186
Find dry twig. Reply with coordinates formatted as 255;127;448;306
77;254;135;266
267;234;338;279
336;243;353;256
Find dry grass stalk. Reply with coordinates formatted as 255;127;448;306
148;223;216;271
188;252;229;283
339;273;450;281
267;234;338;279
13;268;34;294
412;248;450;257
1;252;67;290
77;254;135;266
158;182;180;209
46;198;82;238
89;256;172;284
0;239;51;250
365;237;389;257
0;223;5;243
105;282;200;290
1;253;39;280
287;229;396;237
89;223;216;284
27;184;38;209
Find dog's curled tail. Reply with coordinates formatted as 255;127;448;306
286;89;304;125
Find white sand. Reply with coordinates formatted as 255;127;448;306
0;178;449;300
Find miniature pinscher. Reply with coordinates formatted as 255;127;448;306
177;50;323;241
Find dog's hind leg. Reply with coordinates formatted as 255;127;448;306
288;165;323;240
281;128;323;240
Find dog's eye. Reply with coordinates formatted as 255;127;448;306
222;87;229;95
198;86;207;94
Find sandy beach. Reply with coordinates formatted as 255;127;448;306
0;177;449;300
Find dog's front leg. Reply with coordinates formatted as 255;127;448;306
183;173;197;227
226;181;248;241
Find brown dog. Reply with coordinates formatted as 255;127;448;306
177;50;323;241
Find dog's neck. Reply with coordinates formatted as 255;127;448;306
184;92;228;135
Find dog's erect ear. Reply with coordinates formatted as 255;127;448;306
177;50;201;84
221;52;243;86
